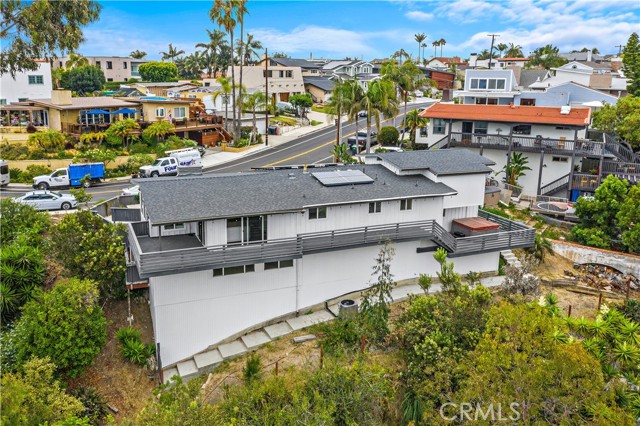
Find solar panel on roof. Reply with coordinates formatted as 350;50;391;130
312;169;374;187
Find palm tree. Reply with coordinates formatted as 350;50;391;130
381;60;422;142
505;43;524;58
432;40;439;58
414;33;426;64
143;121;175;142
501;152;532;186
420;43;427;64
180;51;205;79
391;48;409;64
196;29;228;77
213;76;233;128
65;52;88;69
529;44;567;69
160;43;185;63
438;38;446;56
241;33;263;65
327;78;360;149
243;91;266;143
404;109;429;150
496;43;508;58
330;142;357;164
529;234;553;262
361;79;398;154
130;50;147;59
109;118;140;147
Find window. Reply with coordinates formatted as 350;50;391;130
28;75;44;85
419;126;428;137
0;99;6;105
123;62;128;69
433;119;446;134
174;107;186;118
474;122;488;135
106;61;113;69
552;156;568;162
263;70;273;78
155;108;165;117
107;78;113;82
470;78;505;91
311;69;318;74
285;70;293;78
513;125;532;135
520;98;536;106
213;264;255;276
18;98;28;102
265;259;294;270
163;223;185;230
487;98;498;105
368;201;381;214
96;61;101;68
555;126;571;130
400;199;413;211
227;216;267;244
309;206;327;219
475;97;487;105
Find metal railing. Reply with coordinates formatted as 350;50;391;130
127;214;535;277
540;173;570;196
429;135;450;150
448;132;604;156
571;173;600;191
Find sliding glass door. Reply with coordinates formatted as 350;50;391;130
226;215;267;244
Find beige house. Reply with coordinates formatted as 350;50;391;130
54;56;149;82
225;65;305;103
256;57;323;77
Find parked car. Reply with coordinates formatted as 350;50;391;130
375;146;404;153
121;185;140;196
15;190;78;211
358;110;367;117
347;130;377;147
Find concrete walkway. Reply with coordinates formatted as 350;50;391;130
164;274;505;382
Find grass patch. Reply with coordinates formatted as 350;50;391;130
270;116;297;126
312;105;329;114
310;120;322;126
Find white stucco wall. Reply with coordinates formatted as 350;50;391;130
0;62;52;103
150;242;500;366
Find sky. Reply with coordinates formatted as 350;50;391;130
79;0;639;61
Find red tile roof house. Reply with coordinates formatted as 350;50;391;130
417;103;638;200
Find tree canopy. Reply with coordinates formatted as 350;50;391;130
623;32;640;97
62;65;106;94
592;95;640;150
138;61;178;82
0;0;101;77
527;44;568;69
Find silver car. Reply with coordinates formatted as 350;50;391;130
16;190;78;211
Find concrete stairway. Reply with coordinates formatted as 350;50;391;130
500;249;522;268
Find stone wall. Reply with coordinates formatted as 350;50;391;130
551;240;640;278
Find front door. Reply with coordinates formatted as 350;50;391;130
462;121;473;144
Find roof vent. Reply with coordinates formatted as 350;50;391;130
560;105;571;115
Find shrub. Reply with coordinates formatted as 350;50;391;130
243;354;261;383
71;386;109;425
128;142;151;154
116;326;142;344
235;138;250;148
13;165;52;183
315;318;361;356
0;143;30;160
116;325;154;366
482;206;510;218
123;153;153;174
377;126;400;146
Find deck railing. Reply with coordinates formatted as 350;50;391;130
127;213;535;278
448;132;604;156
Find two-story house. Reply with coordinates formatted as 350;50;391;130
123;150;535;369
418;103;639;200
53;56;149;82
0;60;53;105
227;65;305;103
323;60;379;90
455;69;520;105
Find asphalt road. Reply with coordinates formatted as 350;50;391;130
0;181;131;203
205;101;436;174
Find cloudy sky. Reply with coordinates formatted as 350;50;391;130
80;0;639;60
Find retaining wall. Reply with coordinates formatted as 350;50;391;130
551;240;640;278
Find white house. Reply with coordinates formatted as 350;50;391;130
123;151;535;369
418;103;638;200
224;65;305;104
0;61;53;104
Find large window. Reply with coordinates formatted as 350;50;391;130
28;75;44;85
163;223;185;231
106;61;113;70
264;259;294;270
173;107;186;118
400;199;413;211
226;216;268;244
433;119;446;134
213;264;255;276
155;108;165;117
513;124;532;135
474;122;488;135
309;207;327;220
470;78;506;90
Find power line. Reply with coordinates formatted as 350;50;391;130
615;44;624;56
487;34;500;69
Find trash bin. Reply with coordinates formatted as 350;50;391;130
268;126;277;135
338;299;358;319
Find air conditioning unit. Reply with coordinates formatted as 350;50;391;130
560;105;571;115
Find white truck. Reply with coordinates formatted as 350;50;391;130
139;148;202;178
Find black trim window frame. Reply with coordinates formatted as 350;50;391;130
400;199;413;211
368;201;382;214
309;206;327;220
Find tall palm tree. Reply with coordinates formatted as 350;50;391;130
421;43;427;65
130;50;147;59
432;40;439;58
326;78;358;148
196;29;228;77
496;42;508;58
404;109;428;150
361;79;398;154
392;48;409;64
213;76;233;128
65;52;88;69
414;33;426;64
505;43;524;58
381;60;422;141
438;38;446;56
243;91;266;143
160;43;185;63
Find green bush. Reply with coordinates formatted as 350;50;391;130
116;325;154;366
0;143;30;160
243;354;261;383
377;126;400;146
12;165;52;183
235;138;250;148
71;386;109;425
482;206;510;218
315;318;361;356
128;142;151;154
310;120;321;126
116;326;142;344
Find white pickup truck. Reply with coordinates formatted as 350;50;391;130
139;148;202;178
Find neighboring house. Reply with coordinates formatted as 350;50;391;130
128;82;191;97
121;150;535;369
53;56;148;81
515;69;550;90
321;60;380;90
226;65;305;103
531;61;628;98
496;57;530;68
303;77;335;103
257;57;323;76
455;69;520;105
0;61;53;104
426;57;467;71
418;103;639;199
514;82;618;108
417;66;456;90
560;51;605;63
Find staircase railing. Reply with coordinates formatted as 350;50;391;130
540;173;570;196
429;135;450;150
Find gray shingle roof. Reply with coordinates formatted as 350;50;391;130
375;149;496;175
135;164;455;224
272;58;321;69
303;77;335;92
519;70;549;88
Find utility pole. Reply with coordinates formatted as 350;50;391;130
487;34;500;69
265;48;269;147
615;44;624;56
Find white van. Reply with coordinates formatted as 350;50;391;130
139;148;202;178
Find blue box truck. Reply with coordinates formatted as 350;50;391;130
32;163;105;190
